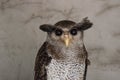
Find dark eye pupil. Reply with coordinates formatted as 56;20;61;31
55;29;62;36
70;29;77;35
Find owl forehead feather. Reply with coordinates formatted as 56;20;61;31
55;20;76;28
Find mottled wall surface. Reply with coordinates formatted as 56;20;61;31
0;0;120;80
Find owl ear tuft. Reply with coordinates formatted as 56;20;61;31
40;24;55;32
77;17;93;31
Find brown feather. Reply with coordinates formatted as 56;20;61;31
34;42;52;80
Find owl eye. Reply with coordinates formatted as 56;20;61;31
55;29;63;36
70;29;77;35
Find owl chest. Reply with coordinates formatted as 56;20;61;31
46;59;85;80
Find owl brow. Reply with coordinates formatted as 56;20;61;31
70;26;79;30
52;27;63;32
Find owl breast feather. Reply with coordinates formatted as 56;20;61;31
46;59;85;80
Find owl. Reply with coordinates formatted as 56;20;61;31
34;17;93;80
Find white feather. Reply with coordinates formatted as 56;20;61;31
46;59;85;80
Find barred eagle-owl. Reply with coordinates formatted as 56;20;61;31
34;17;93;80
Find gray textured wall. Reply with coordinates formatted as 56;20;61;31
0;0;120;80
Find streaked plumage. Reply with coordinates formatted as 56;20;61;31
34;17;93;80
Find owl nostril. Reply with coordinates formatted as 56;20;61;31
64;35;69;38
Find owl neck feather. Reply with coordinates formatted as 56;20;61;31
47;41;87;63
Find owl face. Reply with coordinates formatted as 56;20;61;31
49;26;83;47
40;17;93;47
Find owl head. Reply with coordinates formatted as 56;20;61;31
40;17;93;47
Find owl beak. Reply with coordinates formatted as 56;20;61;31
63;35;70;47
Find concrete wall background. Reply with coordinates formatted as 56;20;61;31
0;0;120;80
